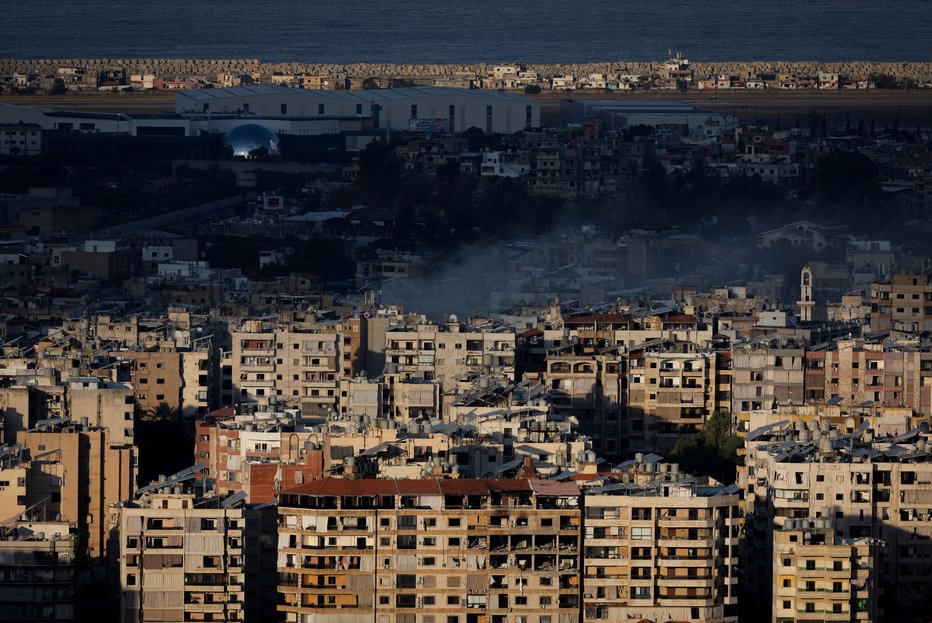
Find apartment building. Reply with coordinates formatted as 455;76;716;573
119;490;247;623
385;321;515;387
582;471;740;623
804;342;932;411
741;420;932;621
339;375;442;423
231;321;343;415
0;377;134;446
276;478;582;623
544;352;623;456
0;123;43;156
0;445;27;521
772;519;878;623
21;421;135;559
731;342;805;413
625;347;720;452
0;520;75;622
194;410;324;503
869;274;932;333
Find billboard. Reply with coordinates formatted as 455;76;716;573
408;118;450;134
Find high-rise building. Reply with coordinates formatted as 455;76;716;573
118;490;246;623
772;519;878;623
21;421;135;559
0;520;75;622
582;467;740;623
741;420;932;621
276;478;582;623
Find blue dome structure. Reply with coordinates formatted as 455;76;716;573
223;123;280;159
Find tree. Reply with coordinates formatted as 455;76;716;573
668;412;742;484
815;150;878;200
361;77;380;90
147;401;180;422
523;85;541;95
50;78;68;95
461;126;489;151
869;73;898;89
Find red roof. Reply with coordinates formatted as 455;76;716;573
662;315;698;324
486;480;533;492
437;480;493;495
282;477;579;497
283;477;399;496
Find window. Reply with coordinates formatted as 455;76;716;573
397;535;416;549
318;104;325;114
631;527;652;540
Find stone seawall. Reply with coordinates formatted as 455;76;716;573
1;58;931;82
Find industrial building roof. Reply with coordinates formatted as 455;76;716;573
177;85;532;104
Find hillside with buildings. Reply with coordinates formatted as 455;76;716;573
0;78;932;623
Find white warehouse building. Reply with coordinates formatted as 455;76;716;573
175;85;540;134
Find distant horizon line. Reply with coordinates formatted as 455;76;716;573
2;56;932;65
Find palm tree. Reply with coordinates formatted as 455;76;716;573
146;401;180;423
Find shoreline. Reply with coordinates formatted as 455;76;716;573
2;58;931;80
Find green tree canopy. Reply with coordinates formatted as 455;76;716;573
668;412;742;484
